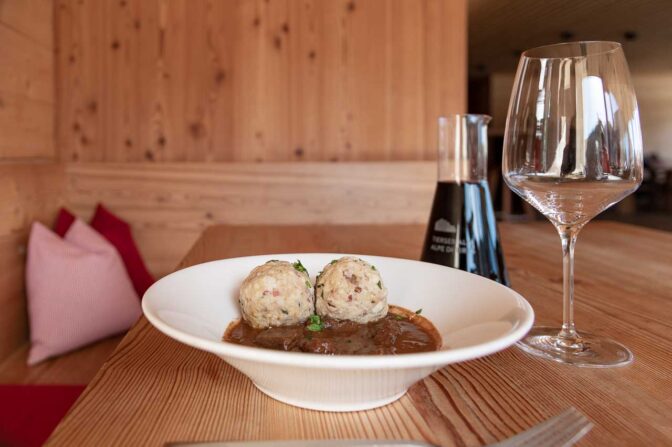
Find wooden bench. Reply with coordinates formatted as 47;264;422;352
1;162;435;385
0;336;123;385
0;164;126;387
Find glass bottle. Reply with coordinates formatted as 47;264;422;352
421;114;510;286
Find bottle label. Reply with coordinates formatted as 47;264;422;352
421;181;510;286
429;229;471;255
433;218;457;233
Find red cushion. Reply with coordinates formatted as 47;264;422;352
52;208;76;237
90;204;155;297
0;385;85;447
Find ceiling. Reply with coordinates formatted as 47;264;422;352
469;0;672;74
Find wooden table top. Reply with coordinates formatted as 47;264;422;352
48;222;672;446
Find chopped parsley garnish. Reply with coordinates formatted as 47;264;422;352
394;314;406;321
306;314;324;332
281;309;289;315
267;259;280;263
330;259;338;265
293;260;308;274
415;308;423;315
305;280;312;288
371;265;376;270
377;280;382;289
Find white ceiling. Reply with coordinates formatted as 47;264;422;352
469;0;672;74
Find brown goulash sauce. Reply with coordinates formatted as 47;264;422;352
224;305;441;355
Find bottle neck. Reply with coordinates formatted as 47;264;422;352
437;115;490;183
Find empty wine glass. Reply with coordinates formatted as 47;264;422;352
503;41;643;367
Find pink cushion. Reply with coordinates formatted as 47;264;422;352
26;221;141;365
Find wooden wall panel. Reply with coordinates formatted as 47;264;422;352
56;0;466;163
0;0;53;47
0;0;54;160
65;162;436;276
0;164;65;361
0;0;58;362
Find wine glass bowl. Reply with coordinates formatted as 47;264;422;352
503;41;643;367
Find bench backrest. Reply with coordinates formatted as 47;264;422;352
0;164;64;361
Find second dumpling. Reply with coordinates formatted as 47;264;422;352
315;257;388;323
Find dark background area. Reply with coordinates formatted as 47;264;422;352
468;0;672;230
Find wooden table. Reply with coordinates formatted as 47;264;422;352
48;222;672;446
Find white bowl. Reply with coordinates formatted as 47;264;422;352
142;254;534;412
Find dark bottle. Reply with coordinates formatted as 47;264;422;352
421;115;510;286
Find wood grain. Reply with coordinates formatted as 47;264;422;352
0;0;53;47
64;162;436;276
48;222;672;446
0;0;59;363
0;163;65;361
0;336;122;385
0;0;54;160
55;0;466;162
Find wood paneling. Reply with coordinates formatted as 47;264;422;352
64;162;436;275
0;164;65;361
0;0;54;160
0;0;59;363
0;91;54;158
0;0;53;47
56;0;466;163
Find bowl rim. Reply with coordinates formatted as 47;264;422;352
142;253;535;370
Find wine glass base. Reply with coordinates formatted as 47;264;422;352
517;326;633;368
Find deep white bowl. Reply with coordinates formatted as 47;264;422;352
142;254;534;412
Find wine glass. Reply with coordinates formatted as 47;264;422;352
503;41;643;367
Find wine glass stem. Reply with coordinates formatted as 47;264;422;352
558;227;582;348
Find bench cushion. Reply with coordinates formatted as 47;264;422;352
0;384;84;447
